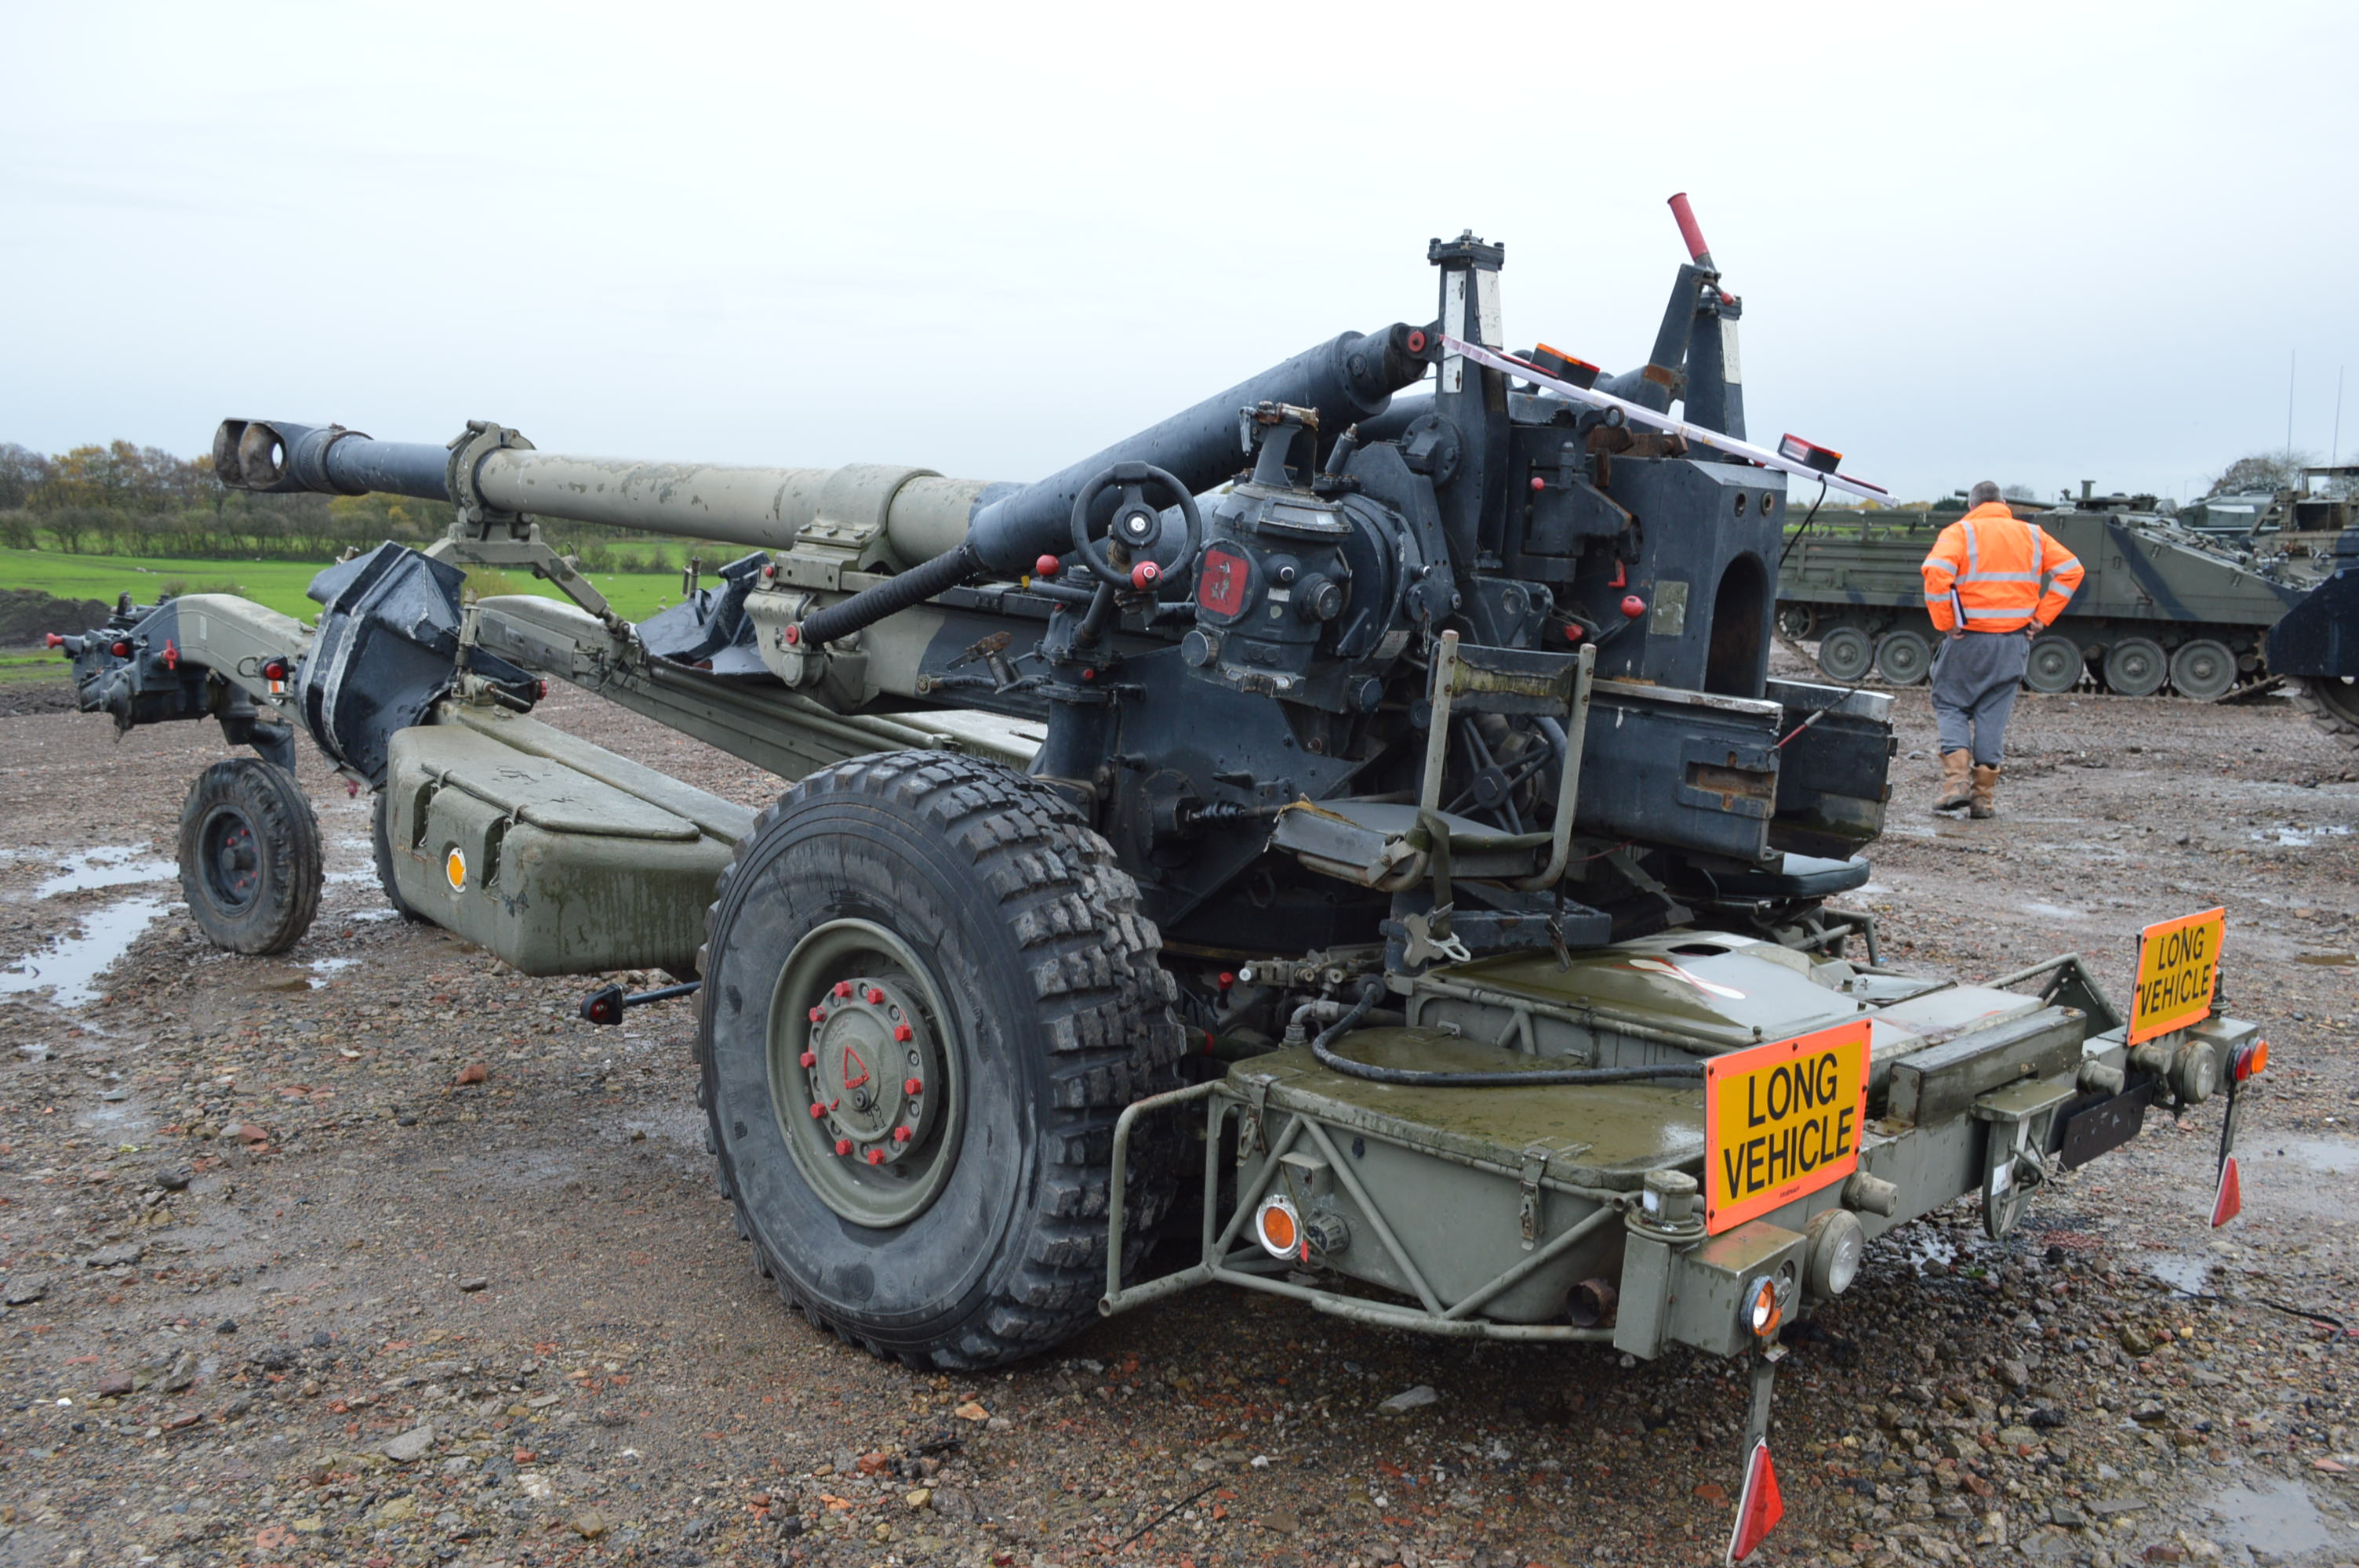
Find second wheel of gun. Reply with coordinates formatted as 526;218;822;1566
696;751;1185;1369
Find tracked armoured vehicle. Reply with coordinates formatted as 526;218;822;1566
43;200;2263;1555
1778;485;2308;698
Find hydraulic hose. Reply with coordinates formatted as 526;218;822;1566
796;542;980;648
1310;978;1708;1087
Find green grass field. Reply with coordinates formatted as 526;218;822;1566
0;547;689;682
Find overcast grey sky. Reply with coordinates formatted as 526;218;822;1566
4;1;2352;506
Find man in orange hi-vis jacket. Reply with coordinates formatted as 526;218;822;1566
1921;481;2085;818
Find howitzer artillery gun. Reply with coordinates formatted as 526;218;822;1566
47;200;2263;1553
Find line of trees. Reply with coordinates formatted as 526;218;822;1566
0;440;703;572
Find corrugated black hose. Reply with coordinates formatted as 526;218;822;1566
1310;978;1707;1087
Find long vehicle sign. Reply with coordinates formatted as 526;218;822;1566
1703;1019;1872;1235
2127;906;2225;1044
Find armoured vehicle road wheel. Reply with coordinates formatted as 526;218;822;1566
2104;637;2167;697
696;750;1184;1369
2024;634;2084;694
2168;639;2236;701
2291;676;2359;749
175;757;323;956
1816;625;1874;682
369;790;427;923
1774;604;1816;641
1875;629;1932;686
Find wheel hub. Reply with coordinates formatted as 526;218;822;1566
202;813;260;907
798;975;939;1167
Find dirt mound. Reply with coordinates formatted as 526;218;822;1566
0;588;111;648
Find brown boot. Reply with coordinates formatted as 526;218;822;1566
1969;764;2000;818
1932;750;1973;812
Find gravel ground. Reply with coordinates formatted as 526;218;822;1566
0;668;2354;1568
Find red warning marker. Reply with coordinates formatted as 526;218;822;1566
2211;1152;2242;1228
1726;1438;1783;1563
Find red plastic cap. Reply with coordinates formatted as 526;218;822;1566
892;1022;913;1042
1620;595;1648;619
864;986;885;1005
1562;622;1585;643
834;981;853;998
799;1051;817;1069
111;641;131;657
903;1076;923;1095
1667;191;1710;263
1405;328;1428;354
834;1138;852;1157
866;1149;887;1166
892;1127;912;1143
1034;554;1061;578
43;633;64;648
1131;561;1161;591
1217;971;1236;989
1528;476;1547;492
809;1102;827;1119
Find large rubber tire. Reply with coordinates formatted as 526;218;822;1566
2168;639;2237;702
2023;634;2084;694
2291;676;2359;750
369;790;428;923
175;758;323;956
1874;629;1932;686
697;750;1184;1369
2104;637;2168;697
1816;625;1874;682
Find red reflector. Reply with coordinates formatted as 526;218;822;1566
263;660;286;681
1776;433;1843;474
1727;1439;1783;1562
2211;1152;2242;1228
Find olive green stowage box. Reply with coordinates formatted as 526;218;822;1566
383;706;753;977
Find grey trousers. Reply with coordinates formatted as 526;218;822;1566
1930;629;2030;766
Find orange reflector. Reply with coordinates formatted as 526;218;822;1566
2211;1152;2242;1229
1255;1196;1301;1259
1726;1438;1783;1563
445;848;467;891
2237;1039;2269;1080
1747;1278;1781;1339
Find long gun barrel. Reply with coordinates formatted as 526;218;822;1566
214;323;1426;600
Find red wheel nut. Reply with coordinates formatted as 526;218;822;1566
903;1077;923;1095
892;1127;912;1143
834;1138;852;1156
799;1051;817;1069
867;1149;887;1166
807;1006;826;1023
865;987;885;1005
809;1102;827;1119
892;1022;914;1042
1620;595;1647;619
1130;560;1161;591
834;981;852;998
1034;554;1061;578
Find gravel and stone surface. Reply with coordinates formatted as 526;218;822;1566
0;668;2354;1568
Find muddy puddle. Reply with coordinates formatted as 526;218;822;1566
1;893;174;1007
2204;1474;2348;1556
